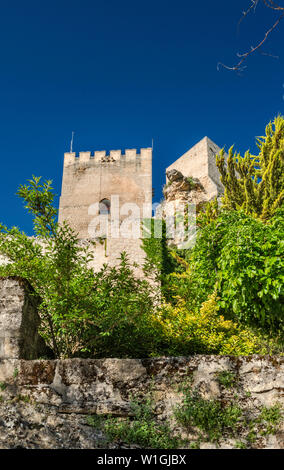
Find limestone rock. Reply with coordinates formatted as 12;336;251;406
0;277;52;360
0;356;283;449
166;169;184;183
163;169;205;205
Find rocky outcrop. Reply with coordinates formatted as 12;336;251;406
0;356;283;449
163;169;207;208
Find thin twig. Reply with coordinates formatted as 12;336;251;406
238;0;259;32
263;0;284;10
218;6;284;71
260;51;279;58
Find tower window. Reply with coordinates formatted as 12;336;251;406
99;198;111;215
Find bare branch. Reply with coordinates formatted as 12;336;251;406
218;1;284;72
238;0;259;31
263;0;284;10
260;51;279;58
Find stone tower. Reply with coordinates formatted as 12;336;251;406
166;136;224;201
58;137;224;271
58;148;152;273
161;136;225;248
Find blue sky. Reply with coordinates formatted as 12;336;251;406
0;0;283;234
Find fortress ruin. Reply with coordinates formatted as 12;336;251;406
58;136;224;271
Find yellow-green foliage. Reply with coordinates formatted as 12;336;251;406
155;293;268;355
197;197;220;227
216;115;284;221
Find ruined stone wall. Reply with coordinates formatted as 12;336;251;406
159;137;226;248
0;277;50;360
0;277;283;449
0;356;283;449
166;136;224;201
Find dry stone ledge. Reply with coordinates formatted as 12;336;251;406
0;356;283;448
0;277;51;360
0;356;283;410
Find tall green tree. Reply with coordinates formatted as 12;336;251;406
0;177;97;358
0;176;160;359
216;115;284;221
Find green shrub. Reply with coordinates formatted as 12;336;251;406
89;396;182;449
0;177;161;359
216;371;237;389
175;388;243;442
84;253;162;358
168;209;284;337
154;293;269;355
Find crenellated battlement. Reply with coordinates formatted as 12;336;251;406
64;148;152;167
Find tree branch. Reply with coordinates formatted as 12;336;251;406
218;1;284;72
263;0;284;10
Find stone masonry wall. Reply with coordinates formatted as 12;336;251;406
58;148;152;276
0;277;51;360
0;277;283;449
59;148;152;239
0;356;283;449
78;238;147;278
166;136;224;201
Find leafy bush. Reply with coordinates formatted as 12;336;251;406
0;177;161;359
84;253;162;358
216;210;283;333
155;293;267;355
162;116;284;342
0;177;98;358
175;387;243;443
98;395;182;449
175;386;283;446
179;209;284;335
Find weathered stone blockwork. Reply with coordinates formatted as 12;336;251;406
58;148;152;275
0;356;283;448
59;148;152;239
0;277;49;360
166;136;224;202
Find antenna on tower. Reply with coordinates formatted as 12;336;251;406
152;138;154;150
70;131;75;153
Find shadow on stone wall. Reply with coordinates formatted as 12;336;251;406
0;277;53;360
